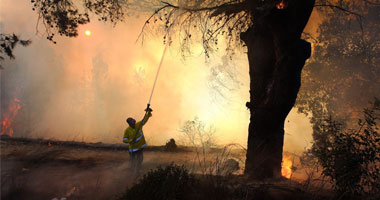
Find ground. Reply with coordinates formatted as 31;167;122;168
1;137;341;200
0;137;194;199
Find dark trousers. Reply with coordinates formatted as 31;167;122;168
129;149;144;176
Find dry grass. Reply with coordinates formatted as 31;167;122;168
0;137;185;200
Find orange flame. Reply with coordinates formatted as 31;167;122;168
1;98;22;136
281;156;292;178
276;0;286;10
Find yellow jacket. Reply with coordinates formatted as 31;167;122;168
123;112;152;152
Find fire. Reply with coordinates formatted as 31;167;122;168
281;155;292;178
1;98;22;136
276;0;286;10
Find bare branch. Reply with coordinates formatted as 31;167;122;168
136;4;171;43
314;4;362;18
161;0;245;15
302;32;318;43
210;2;246;17
136;0;251;57
363;0;380;6
315;4;365;35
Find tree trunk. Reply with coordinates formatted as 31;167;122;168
242;0;315;179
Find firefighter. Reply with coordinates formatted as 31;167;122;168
123;106;153;176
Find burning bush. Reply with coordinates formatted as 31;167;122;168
1;97;22;136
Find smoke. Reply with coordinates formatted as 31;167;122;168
298;1;380;131
1;0;315;154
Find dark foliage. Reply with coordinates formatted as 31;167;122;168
119;163;239;200
164;138;177;151
297;1;380;128
302;98;380;196
30;0;124;43
0;33;31;68
120;164;195;200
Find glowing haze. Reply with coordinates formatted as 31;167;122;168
0;0;314;153
85;30;92;37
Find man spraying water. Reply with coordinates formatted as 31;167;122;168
123;22;170;176
122;39;167;176
123;105;153;176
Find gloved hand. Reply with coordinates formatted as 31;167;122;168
145;107;153;112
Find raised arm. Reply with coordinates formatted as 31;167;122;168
142;111;152;125
135;112;152;130
135;107;153;130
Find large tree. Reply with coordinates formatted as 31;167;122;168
26;0;316;179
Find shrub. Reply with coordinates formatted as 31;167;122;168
179;117;216;149
120;164;195;200
164;138;177;151
304;98;380;196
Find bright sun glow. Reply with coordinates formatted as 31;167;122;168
85;30;92;36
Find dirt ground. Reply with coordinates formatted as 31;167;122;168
0;137;245;200
2;137;344;200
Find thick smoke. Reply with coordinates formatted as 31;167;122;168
1;0;313;153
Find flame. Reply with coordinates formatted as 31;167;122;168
276;0;286;10
281;155;292;178
1;98;22;136
65;186;77;197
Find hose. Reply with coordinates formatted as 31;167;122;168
147;39;170;107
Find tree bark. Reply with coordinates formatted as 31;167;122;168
242;0;315;179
